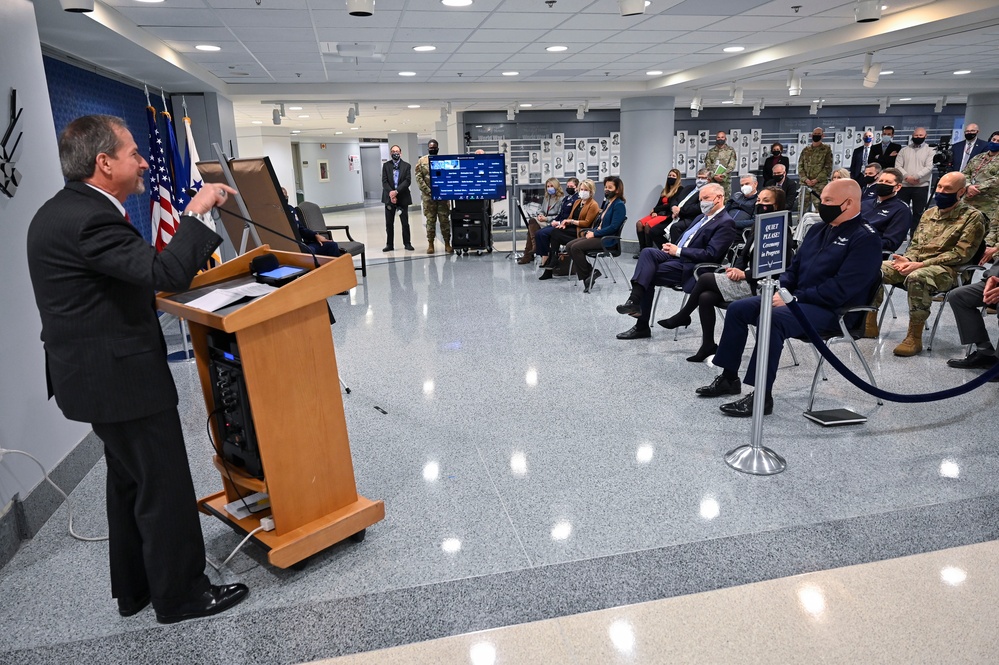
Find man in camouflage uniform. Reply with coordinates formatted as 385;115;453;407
415;139;452;254
704;131;737;201
865;172;986;356
799;127;833;212
963;130;999;264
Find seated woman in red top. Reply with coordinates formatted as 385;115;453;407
635;169;690;252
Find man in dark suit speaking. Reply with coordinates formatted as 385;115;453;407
615;183;738;339
381;144;414;252
26;115;248;623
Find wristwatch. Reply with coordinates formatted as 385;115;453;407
185;210;216;231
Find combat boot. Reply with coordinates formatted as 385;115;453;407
893;316;926;356
863;311;879;338
444;237;453;254
427;234;436;254
427;244;435;254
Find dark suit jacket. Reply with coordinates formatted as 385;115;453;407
673;209;738;289
950;138;988;172
26;182;222;424
876;141;902;169
381;159;413;206
765;176;799;211
850;143;881;181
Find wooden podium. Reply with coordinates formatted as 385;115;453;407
157;246;384;568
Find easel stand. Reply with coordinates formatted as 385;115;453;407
158;246;384;568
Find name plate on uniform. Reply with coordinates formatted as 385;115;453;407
752;211;789;279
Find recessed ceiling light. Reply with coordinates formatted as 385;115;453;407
645;0;651;5
881;4;888;9
721;100;734;104
646;70;663;76
413;45;437;52
390;129;398;132
880;70;894;75
407;104;421;108
898;97;911;101
954;70;971;75
723;46;745;53
288;106;303;110
502;71;519;76
251;120;263;124
335;131;343;135
441;0;473;6
136;0;165;3
291;130;301;134
298;114;310;118
399;71;417;76
546;45;568;52
520;103;533;107
195;45;221;52
350;127;359;130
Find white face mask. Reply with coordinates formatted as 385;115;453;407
740;185;754;196
699;199;715;214
578;190;591;200
695;178;708;188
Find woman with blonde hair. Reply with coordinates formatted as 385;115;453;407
519;177;565;264
635;168;689;251
538;179;600;279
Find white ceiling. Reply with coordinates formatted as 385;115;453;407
31;0;999;136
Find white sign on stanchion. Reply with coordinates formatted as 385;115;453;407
725;210;789;476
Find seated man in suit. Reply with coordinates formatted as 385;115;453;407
725;175;759;229
861;167;910;253
281;188;342;257
765;164;798;212
695;179;882;416
946;263;999;371
615;183;737;339
667;169;711;243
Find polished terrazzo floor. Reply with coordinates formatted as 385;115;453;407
2;203;998;663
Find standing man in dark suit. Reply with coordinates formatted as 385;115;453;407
850;130;880;181
26;115;248;623
381;144;414;252
615;183;738;339
876;125;903;169
950;123;988;173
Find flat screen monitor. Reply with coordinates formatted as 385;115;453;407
429;153;506;201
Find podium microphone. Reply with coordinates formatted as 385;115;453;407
206;202;320;269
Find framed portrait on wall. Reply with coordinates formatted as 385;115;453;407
318;160;330;182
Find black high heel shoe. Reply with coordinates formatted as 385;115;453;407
686;343;718;363
657;313;692;330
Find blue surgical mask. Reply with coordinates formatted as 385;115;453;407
547;187;556;195
988;141;999;153
934;191;959;209
882;135;891;145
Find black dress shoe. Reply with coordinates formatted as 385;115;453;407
382;246;394;252
616;324;652;340
155;584;249;625
720;392;773;417
404;244;415;251
538;270;554;281
946;350;998;369
117;593;151;617
696;374;741;397
686;343;718;362
616;298;642;316
657;313;692;330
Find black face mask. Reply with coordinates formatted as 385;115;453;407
812;134;823;143
666;177;677;186
861;175;875;185
715;139;726;146
771;149;781;156
875;183;896;197
965;132;978;142
818;201;845;224
911;136;925;146
604;190;615;198
773;173;785;181
755;204;775;215
566;186;576;195
428;147;438;155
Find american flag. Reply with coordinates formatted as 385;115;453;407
146;105;180;251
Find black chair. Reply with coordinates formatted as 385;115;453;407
296;201;367;277
575;233;630;293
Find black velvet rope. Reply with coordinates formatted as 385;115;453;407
785;299;999;402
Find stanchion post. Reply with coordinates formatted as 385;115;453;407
725;209;789;476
